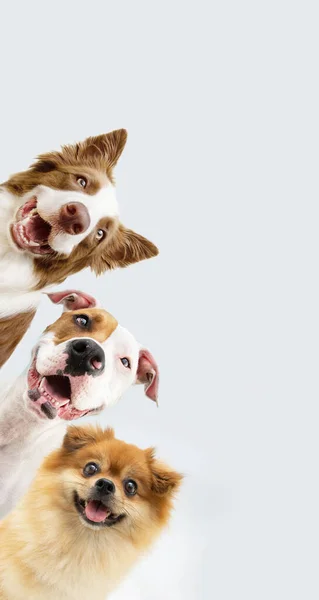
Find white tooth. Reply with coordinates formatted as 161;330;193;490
59;400;69;407
28;240;40;247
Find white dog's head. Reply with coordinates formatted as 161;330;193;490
26;291;159;422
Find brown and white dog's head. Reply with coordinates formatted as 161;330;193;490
5;130;158;286
26;291;159;421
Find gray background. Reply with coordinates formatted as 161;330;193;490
0;1;318;598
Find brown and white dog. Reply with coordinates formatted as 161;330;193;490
0;290;159;518
0;129;158;366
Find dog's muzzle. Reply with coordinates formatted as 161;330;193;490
65;339;105;377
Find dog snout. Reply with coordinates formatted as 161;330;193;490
67;339;105;376
94;479;115;496
59;202;90;235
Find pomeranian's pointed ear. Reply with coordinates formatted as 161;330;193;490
149;460;183;496
79;129;127;170
46;290;98;312
63;425;112;453
91;224;158;274
136;349;159;404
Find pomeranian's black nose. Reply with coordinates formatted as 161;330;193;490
66;339;105;376
95;479;115;495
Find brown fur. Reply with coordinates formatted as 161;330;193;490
0;310;36;367
5;130;128;195
0;426;182;600
3;129;158;289
44;308;118;344
33;220;158;288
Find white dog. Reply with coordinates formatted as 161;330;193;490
0;290;158;518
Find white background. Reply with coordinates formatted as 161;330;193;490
0;1;318;598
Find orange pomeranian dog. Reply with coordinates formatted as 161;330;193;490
0;426;182;600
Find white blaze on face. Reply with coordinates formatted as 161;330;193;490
98;325;141;407
33;184;119;255
34;325;141;413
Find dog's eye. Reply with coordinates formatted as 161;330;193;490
74;314;89;328
124;479;138;496
77;176;87;188
120;357;131;369
83;462;100;477
96;229;105;241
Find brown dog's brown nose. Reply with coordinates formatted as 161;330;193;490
59;203;90;235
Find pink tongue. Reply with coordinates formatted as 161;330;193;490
25;214;51;243
85;501;109;523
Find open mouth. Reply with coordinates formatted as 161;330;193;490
38;375;71;419
10;196;54;255
27;357;102;421
74;491;125;528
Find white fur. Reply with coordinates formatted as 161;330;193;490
0;324;143;518
0;188;38;294
34;184;118;255
0;182;119;317
36;326;140;411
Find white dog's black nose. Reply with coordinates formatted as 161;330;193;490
66;339;105;376
95;479;115;495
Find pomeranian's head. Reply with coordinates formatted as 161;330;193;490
39;426;182;542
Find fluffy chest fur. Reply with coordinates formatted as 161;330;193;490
0;515;138;600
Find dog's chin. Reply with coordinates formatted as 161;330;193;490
73;491;126;529
10;196;55;257
27;357;103;421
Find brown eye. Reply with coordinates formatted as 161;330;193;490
83;462;100;477
124;479;138;496
77;176;87;188
96;229;105;241
74;314;89;328
120;357;131;369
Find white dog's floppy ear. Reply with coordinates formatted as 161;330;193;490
136;349;159;405
46;290;98;312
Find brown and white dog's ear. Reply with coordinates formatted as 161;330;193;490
46;290;98;312
136;349;159;404
91;224;159;274
78;129;128;171
32;129;127;175
63;425;114;453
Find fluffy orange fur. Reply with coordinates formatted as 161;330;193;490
0;426;182;600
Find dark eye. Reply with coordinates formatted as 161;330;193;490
124;479;138;496
120;357;131;369
96;229;105;241
77;176;87;188
83;462;100;477
74;314;89;328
